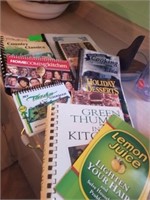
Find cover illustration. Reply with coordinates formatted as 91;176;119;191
29;34;101;78
2;36;54;58
12;83;70;136
78;49;132;125
56;115;150;200
40;103;124;200
5;55;74;92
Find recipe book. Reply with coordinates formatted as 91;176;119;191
5;55;74;91
28;33;102;78
56;115;150;200
1;35;54;58
0;35;54;95
77;48;133;125
12;83;70;136
41;103;124;199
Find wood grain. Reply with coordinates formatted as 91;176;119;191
1;1;149;60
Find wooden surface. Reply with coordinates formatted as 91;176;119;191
1;162;36;199
1;1;150;198
1;1;149;60
1;0;150;158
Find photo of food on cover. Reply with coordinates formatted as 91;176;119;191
71;90;121;107
68;144;87;164
55;40;99;77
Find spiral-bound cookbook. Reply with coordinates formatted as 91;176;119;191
5;55;74;89
1;35;54;58
41;103;124;199
1;35;57;95
12;83;70;136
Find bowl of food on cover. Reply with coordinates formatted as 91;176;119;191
6;0;72;20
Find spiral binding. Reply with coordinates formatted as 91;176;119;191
41;104;59;200
7;54;69;64
0;36;12;95
12;81;63;95
0;36;7;81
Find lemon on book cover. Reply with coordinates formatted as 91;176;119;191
19;105;27;113
79;130;149;200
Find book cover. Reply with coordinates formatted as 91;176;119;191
1;35;54;95
28;33;102;78
1;35;29;41
1;35;54;58
56;115;150;200
5;55;75;92
78;48;132;125
41;103;124;199
12;83;70;136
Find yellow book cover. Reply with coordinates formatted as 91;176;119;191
56;115;150;200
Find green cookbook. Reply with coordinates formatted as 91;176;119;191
56;115;150;200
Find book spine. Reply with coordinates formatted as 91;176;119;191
41;104;58;199
77;49;84;90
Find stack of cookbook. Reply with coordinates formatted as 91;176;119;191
2;33;147;200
